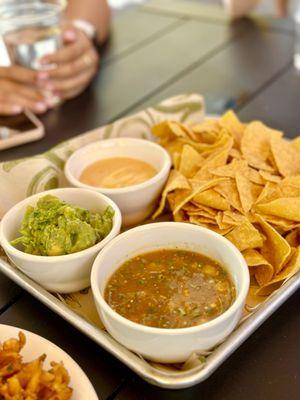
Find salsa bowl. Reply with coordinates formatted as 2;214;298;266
64;138;171;226
91;222;249;363
0;188;121;293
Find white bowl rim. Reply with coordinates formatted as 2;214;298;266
0;323;98;400
91;222;250;335
64;137;172;194
0;187;122;262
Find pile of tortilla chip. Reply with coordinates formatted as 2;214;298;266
152;111;300;296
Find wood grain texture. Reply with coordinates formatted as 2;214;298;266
132;26;293;115
143;0;294;33
239;66;300;138
102;8;181;64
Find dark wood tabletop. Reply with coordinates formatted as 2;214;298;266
1;1;299;399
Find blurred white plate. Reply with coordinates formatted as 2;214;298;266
0;324;98;400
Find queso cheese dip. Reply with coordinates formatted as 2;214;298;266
80;157;157;188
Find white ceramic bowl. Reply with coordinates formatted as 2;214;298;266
0;188;121;293
91;222;249;363
0;324;98;400
64;138;171;226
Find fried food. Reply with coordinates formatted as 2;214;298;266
152;111;300;295
0;332;72;400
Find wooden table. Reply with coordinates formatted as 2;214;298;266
1;1;299;399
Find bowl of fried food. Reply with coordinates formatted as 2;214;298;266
0;324;98;399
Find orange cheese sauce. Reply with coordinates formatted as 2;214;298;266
80;157;157;188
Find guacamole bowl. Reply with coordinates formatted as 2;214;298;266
0;188;122;293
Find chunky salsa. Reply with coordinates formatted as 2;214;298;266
105;249;236;329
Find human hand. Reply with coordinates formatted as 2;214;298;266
37;26;99;101
276;0;289;17
0;66;48;115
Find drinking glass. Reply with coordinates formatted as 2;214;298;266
0;0;66;71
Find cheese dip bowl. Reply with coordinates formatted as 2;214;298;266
64;138;171;226
91;222;250;363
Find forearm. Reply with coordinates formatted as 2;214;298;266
276;0;289;16
65;0;111;43
223;0;260;18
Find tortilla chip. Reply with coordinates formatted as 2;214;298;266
167;121;189;138
193;189;230;211
258;214;300;231
235;172;256;213
291;137;300;152
210;159;247;178
173;210;188;222
214;179;244;213
216;212;233;230
242;249;274;286
243;248;268;266
285;230;299;247
189;216;233;235
190;202;218;216
152;170;190;218
167;121;204;142
256;247;300;296
188;215;210;227
229;148;242;159
172;178;225;215
241;121;282;171
151;121;175;144
282;175;300;187
255;198;300;222
255;214;291;274
179;145;203;178
193;148;233;182
259;170;282;183
182;203;216;222
210;226;234;235
177;130;231;155
192;119;220;143
270;136;300;177
172;152;181;170
211;159;264;186
225;220;264;251
219;110;245;145
278;183;300;198
246;168;265;186
222;210;247;226
255;182;282;204
193;215;217;225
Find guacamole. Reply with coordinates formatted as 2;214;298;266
11;195;114;256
